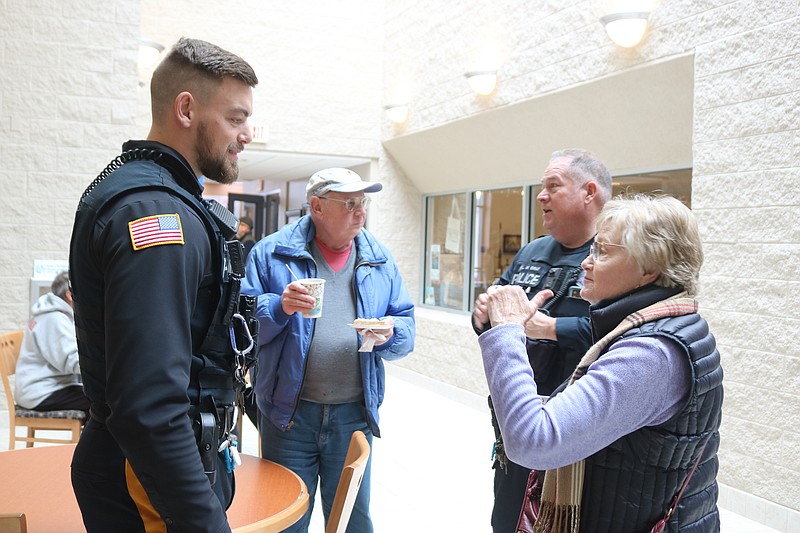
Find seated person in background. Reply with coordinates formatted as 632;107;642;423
15;271;90;412
479;194;723;532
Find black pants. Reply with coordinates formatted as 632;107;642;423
71;419;149;532
72;419;233;532
492;459;531;533
34;385;91;412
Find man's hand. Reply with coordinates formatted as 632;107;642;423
472;292;490;330
281;281;317;315
356;318;395;352
356;317;395;340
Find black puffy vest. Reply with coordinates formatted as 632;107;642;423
580;286;723;533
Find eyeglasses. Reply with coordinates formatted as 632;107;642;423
319;196;370;212
589;241;627;261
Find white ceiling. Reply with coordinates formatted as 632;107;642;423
237;149;370;182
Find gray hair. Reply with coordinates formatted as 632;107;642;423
550;149;613;203
51;271;70;301
597;194;704;296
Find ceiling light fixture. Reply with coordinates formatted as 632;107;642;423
600;11;650;48
464;70;498;96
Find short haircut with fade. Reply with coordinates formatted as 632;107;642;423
150;37;258;119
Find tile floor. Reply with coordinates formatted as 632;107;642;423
0;365;784;532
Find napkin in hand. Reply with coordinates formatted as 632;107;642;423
358;329;389;352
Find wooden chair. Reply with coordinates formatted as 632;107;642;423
0;331;86;449
326;431;371;533
0;512;27;533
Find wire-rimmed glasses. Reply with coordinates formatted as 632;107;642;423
589;241;627;260
319;196;370;212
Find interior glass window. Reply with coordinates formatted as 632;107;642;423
423;194;468;310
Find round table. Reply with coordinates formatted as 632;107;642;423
0;444;308;532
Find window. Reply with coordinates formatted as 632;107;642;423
612;170;692;206
424;169;691;312
423;194;468;310
471;187;525;303
529;170;692;239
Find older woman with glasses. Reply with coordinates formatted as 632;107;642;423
479;194;723;533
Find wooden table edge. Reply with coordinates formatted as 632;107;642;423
231;488;309;533
229;454;310;533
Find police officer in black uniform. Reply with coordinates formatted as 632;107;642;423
69;38;258;532
473;149;613;533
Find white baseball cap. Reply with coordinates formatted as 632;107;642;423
305;168;383;199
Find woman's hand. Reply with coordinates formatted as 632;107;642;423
525;310;557;341
486;286;554;327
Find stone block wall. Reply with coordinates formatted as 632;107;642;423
692;10;800;519
0;1;140;331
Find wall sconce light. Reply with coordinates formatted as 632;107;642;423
465;70;498;96
384;103;409;124
138;39;165;87
599;11;650;47
138;39;165;69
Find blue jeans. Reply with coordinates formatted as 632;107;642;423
260;400;374;533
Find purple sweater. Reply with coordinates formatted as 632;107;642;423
479;323;691;470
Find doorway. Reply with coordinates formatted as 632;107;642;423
228;192;280;240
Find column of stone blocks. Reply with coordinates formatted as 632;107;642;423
0;0;140;331
693;11;800;525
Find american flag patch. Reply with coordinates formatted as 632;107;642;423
128;214;184;251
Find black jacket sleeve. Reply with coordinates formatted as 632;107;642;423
93;192;229;532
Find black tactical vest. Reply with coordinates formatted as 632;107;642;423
501;235;592;395
70;142;247;422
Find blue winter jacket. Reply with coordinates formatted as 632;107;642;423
241;215;415;437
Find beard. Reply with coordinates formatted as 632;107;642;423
197;122;241;185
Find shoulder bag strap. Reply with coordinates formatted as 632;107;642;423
651;442;708;532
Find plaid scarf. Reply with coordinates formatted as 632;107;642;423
533;292;698;533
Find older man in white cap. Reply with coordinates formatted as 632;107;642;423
242;168;415;533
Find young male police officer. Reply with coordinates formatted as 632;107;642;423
473;149;612;533
69;38;258;532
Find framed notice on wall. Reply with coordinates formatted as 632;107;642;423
503;234;521;254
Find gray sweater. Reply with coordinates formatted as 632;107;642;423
301;243;362;404
14;292;82;409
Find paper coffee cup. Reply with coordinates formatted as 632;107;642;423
299;278;325;318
